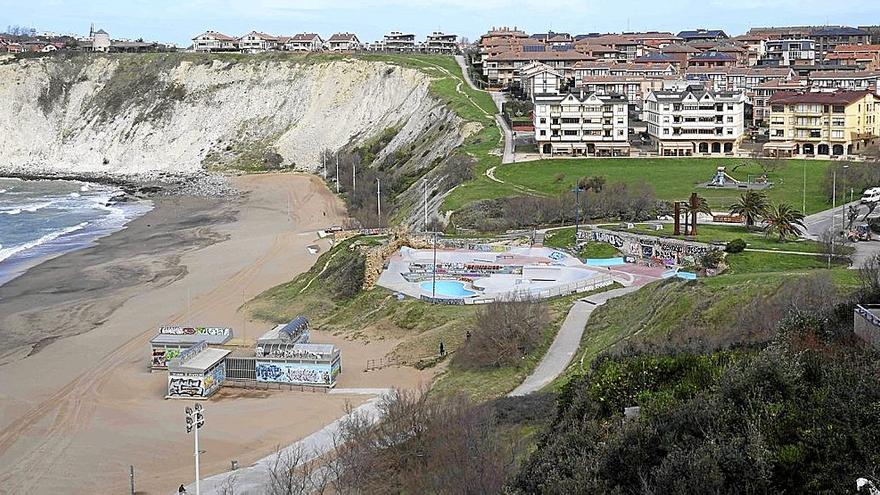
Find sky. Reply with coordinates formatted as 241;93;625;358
2;0;880;47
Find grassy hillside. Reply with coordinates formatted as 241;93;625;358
445;157;834;214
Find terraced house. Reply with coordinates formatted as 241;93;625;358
533;90;630;157
643;86;746;156
764;90;880;157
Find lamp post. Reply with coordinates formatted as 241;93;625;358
572;184;584;249
423;178;429;232
185;404;205;495
335;153;340;194
841;165;849;236
376;178;382;226
802;159;806;214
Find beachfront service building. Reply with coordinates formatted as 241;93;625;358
166;341;229;399
534;89;630;156
764;89;880;157
643;86;746;155
150;325;233;370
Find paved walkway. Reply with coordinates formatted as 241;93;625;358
508;285;640;396
186;390;391;494
454;55;515;165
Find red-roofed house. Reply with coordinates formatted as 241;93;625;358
283;33;323;52
238;31;279;53
192;31;238;52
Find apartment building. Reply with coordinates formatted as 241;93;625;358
764;90;880;157
238;31;279;53
643;87;746;155
731;34;768;65
326;33;361;51
574;34;644;61
812;27;871;61
425;32;458;54
687;51;737;68
809;70;880;90
578;75;684;109
533;90;630;156
752;78;809;125
383;32;417;52
827;44;880;70
192;31;239;52
684;67;794;93
762;39;816;66
284;33;323;52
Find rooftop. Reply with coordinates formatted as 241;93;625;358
768;89;873;105
169;347;230;373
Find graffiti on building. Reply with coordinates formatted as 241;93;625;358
168;377;203;397
159;326;232;337
255;346;327;360
202;363;226;392
255;362;332;385
590;229;717;264
151;347;181;367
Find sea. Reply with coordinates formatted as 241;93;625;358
0;178;153;287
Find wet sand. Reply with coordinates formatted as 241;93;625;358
0;173;434;494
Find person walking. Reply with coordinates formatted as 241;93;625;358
178;484;186;494
439;341;445;356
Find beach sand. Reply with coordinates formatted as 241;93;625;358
0;173;434;494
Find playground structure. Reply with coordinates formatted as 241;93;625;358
701;166;772;190
378;246;613;303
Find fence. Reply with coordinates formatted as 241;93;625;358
855;305;880;350
223;378;330;393
365;356;402;371
417;273;615;305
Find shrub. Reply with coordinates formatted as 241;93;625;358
725;238;747;253
453;297;550;369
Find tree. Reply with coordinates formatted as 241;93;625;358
729;190;770;229
578;175;607;193
763;202;806;242
453;296;550;369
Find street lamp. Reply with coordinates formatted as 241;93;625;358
572;184;585;249
186;404;205;495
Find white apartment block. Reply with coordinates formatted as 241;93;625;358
643;87;746;156
383;32;417;52
763;39;816;66
534;90;630;156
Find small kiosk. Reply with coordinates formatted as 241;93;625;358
254;343;341;388
149;325;233;370
166;341;230;400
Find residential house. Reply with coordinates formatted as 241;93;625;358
192;31;239;52
687;51;737;69
860;26;880;45
326;33;361;51
575;34;644;61
764;90;880;157
761;39;816;66
425;32;458;54
518;62;564;99
731;33;769;65
284;33;323;52
677;29;729;42
484;50;594;87
477;26;529;67
660;43;701;67
238;31;279;53
533;90;630;156
827;44;880;70
643;86;747;155
383;32;417;52
577;75;683;108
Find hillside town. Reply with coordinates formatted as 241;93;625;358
475;26;880;159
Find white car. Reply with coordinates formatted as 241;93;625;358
861;188;880;204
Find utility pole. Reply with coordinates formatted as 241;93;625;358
423;178;428;232
352;160;356;193
129;465;135;495
186;404;205;495
335;153;340;194
376;178;382;225
573;185;581;247
432;231;438;302
830;169;837;268
802;160;806;214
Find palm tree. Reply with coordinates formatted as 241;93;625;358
729;191;770;229
764;202;806;242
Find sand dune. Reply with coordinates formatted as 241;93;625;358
0;173;433;494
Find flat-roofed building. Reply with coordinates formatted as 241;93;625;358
166;342;229;399
762;39;816;66
534;90;630;157
643;86;746;155
383;32;417;52
764;89;880;157
425;32;458;53
149;325;233;370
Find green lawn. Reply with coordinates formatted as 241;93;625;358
724;250;848;274
446;158;835;215
609;223;827;253
544;227;619;258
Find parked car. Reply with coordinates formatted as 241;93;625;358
861;188;880;204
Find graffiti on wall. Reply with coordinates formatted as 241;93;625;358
159;326;231;337
168;377;204;397
591;231;625;248
202;362;226;393
591;229;716;264
256;345;327;360
255;362;332;385
151;347;181;367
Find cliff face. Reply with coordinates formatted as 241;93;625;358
0;54;468;179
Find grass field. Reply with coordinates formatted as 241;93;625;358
609;223;831;253
445;157;837;215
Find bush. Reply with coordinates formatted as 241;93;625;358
725;238;747;253
700;250;725;269
453;297;550;369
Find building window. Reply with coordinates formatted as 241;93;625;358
833;105;845;113
663;128;669;135
539;130;546;136
727;116;734;123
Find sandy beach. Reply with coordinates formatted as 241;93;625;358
0;173;434;494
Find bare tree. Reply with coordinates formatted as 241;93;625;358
454;296;551;369
264;444;329;495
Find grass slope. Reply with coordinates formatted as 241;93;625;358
446;157;833;214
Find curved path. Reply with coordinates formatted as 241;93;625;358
508;284;639;396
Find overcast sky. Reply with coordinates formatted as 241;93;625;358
3;0;879;46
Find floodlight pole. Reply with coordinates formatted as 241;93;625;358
432;232;438;302
377;178;382;225
573;185;581;249
423;178;429;232
194;417;200;495
802;160;806;214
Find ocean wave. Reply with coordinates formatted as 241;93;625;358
0;200;57;215
0;222;89;264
